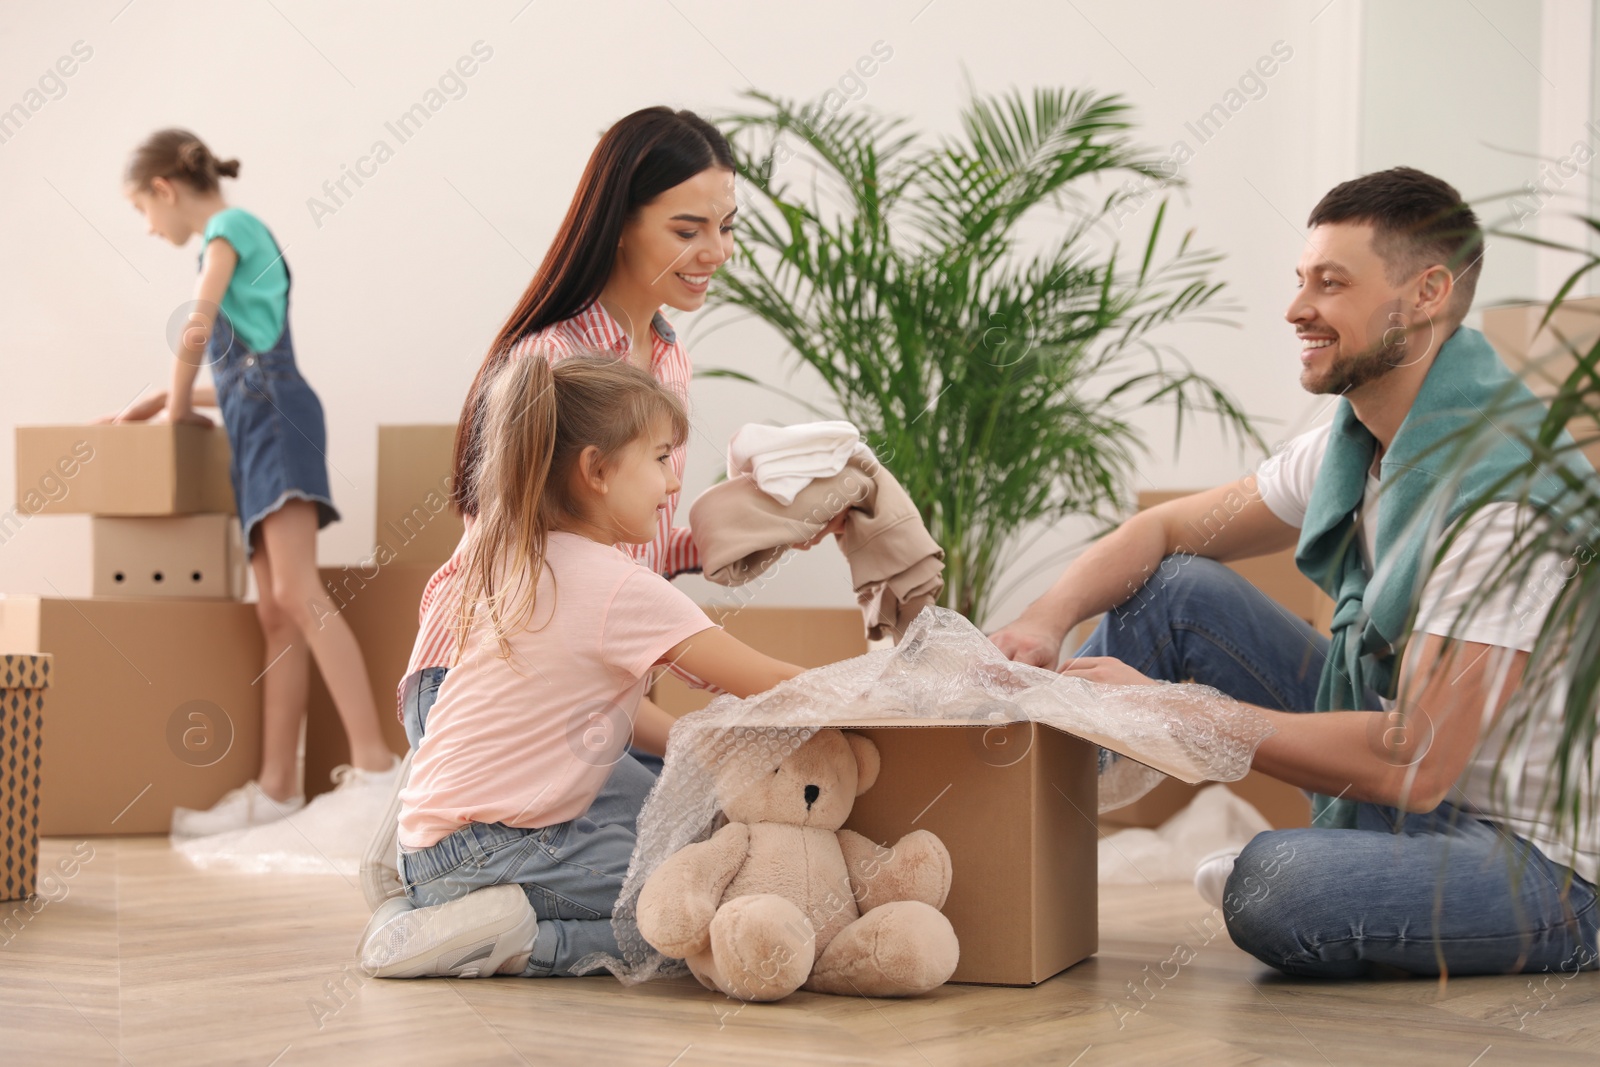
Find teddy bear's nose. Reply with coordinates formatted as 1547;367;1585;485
804;784;820;808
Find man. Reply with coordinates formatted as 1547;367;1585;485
990;167;1598;979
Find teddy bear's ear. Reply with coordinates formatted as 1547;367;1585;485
844;732;880;795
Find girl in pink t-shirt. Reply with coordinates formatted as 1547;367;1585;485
359;353;804;980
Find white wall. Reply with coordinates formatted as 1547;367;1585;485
1360;0;1546;312
0;0;1410;628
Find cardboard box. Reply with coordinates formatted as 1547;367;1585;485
841;720;1100;986
1481;298;1600;471
0;595;263;835
1098;769;1310;831
89;515;245;600
650;607;869;716
0;653;50;901
302;563;435;798
374;426;463;567
14;424;235;517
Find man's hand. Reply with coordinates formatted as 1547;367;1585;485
1056;655;1160;686
988;617;1067;669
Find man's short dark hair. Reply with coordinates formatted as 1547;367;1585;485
1307;166;1484;319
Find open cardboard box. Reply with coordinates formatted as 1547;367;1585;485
653;604;1232;984
837;719;1095;986
831;707;1213;987
14;424;235;517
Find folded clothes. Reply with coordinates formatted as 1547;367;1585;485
726;421;877;506
690;451;944;642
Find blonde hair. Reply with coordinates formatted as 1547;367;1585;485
454;351;689;661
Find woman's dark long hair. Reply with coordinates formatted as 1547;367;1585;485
450;106;733;516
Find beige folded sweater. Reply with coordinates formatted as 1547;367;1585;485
689;454;944;642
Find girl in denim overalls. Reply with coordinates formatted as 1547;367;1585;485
111;129;400;835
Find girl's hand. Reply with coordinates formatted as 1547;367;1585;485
793;511;848;550
94;390;169;424
1056;655;1160;686
152;405;214;428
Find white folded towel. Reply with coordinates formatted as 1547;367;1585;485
727;421;876;505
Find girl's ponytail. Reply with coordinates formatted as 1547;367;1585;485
126;128;241;194
454;352;561;661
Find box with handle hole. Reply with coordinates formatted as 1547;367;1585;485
89;515;245;600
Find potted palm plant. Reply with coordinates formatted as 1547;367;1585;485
700;87;1261;625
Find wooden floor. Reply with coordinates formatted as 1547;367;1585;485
2;838;1596;1066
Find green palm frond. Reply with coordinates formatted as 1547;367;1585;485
702;85;1257;625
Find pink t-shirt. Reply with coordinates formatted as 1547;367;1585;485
398;530;717;848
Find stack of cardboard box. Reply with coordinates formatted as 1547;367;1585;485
3;424;264;834
1;424;475;822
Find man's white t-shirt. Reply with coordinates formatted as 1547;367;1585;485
1254;423;1597;885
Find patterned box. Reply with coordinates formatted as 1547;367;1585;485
0;653;50;901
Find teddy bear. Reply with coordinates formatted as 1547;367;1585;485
636;728;959;1002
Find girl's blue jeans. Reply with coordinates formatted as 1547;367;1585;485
396;666;655;978
1078;554;1598;978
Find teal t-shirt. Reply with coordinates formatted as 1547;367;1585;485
201;207;288;354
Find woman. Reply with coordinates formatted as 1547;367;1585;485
404;106;739;757
362;106;848;916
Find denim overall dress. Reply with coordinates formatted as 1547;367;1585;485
203;250;340;558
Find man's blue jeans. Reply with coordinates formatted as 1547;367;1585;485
1078;554;1598;978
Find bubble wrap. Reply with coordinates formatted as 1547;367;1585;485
171;775;394;876
578;606;1273;983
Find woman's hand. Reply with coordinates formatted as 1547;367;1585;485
94;390;169;424
1056;655;1160;686
987;616;1067;669
792;511;848;550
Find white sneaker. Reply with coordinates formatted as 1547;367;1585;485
171;781;306;838
360;751;412;912
357;895;418;971
1194;848;1240;909
330;754;403;792
359;884;537;979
